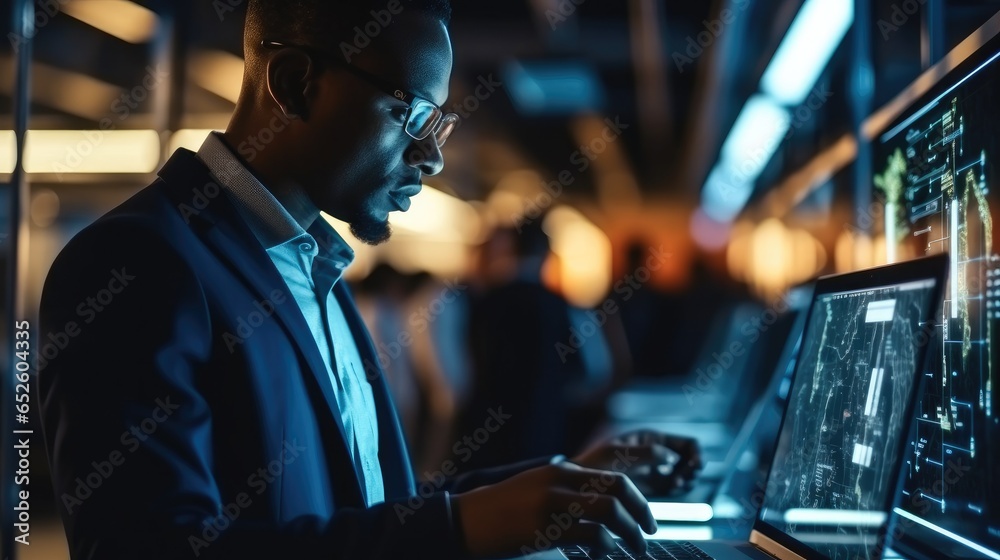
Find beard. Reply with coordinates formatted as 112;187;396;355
346;197;393;245
334;181;397;245
350;218;392;245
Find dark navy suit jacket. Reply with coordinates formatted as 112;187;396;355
38;149;541;559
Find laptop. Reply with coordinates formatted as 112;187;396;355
523;254;949;560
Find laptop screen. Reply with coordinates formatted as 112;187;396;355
872;23;1000;560
757;277;940;559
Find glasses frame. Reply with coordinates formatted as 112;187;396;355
261;39;458;146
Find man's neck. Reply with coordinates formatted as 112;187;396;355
219;128;320;232
271;184;321;232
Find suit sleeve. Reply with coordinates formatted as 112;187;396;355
37;218;468;560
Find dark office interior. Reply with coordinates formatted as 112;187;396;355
3;1;1000;559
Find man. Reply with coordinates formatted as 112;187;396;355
38;1;699;558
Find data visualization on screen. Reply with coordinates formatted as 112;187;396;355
875;46;1000;559
759;281;937;560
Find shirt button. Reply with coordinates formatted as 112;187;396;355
299;242;313;252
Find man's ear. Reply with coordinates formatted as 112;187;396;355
265;50;318;120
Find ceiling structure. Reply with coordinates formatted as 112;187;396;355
4;0;1000;218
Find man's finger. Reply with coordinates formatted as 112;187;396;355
663;436;701;461
651;443;680;466
608;443;680;470
555;466;657;533
596;471;658;535
583;495;648;554
560;522;618;557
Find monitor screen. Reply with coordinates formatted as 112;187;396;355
873;33;1000;560
758;279;939;560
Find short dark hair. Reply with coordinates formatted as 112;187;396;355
246;0;452;48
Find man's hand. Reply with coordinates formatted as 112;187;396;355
569;430;702;496
454;461;657;558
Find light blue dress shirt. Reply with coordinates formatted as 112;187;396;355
196;132;384;506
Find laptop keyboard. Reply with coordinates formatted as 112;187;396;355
559;540;714;560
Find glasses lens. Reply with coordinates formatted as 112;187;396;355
405;100;441;140
434;113;460;147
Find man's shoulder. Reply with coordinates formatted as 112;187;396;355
48;158;228;289
68;150;222;254
70;180;188;253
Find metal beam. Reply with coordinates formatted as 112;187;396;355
679;0;746;195
920;0;945;69
851;0;874;234
629;0;672;183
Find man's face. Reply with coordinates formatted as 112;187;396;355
293;11;453;245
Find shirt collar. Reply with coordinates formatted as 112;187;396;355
195;132;355;268
308;218;356;271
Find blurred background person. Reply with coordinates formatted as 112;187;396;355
460;217;621;471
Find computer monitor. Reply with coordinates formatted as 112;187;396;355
872;15;1000;560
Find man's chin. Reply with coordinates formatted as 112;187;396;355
349;218;392;246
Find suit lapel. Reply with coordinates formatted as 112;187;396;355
157;150;367;499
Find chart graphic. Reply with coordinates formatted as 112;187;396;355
761;284;936;560
876;85;1000;553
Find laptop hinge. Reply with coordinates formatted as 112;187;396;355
749;529;808;560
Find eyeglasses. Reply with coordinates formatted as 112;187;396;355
261;40;459;147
